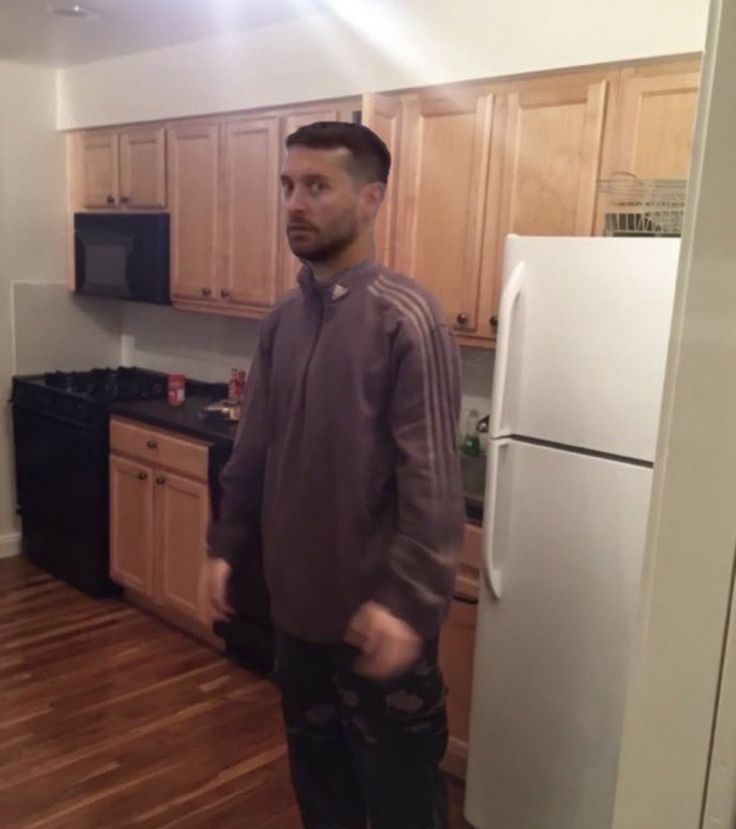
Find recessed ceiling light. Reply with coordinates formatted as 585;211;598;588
51;4;96;18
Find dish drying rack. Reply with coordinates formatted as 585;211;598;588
598;172;687;236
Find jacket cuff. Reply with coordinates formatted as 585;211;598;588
206;521;250;567
372;579;451;641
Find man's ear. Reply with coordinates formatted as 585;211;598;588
362;181;386;216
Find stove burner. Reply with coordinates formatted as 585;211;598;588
41;367;166;402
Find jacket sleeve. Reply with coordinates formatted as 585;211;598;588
206;323;273;567
373;318;465;639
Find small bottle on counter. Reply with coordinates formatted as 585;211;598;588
228;369;246;402
167;374;186;407
462;409;481;457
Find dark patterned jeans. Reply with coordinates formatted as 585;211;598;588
275;632;449;829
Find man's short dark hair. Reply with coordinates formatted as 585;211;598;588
285;121;391;185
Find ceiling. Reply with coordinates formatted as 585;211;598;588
0;0;330;67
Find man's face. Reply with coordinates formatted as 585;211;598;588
280;146;375;263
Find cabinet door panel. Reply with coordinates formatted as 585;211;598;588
110;455;154;595
156;472;210;623
222;117;280;307
396;91;495;335
617;69;700;179
361;93;402;268
499;80;608;239
120;127;166;208
81;132;118;208
168;123;220;302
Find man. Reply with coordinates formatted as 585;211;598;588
202;121;464;829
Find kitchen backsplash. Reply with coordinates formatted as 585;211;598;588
120;303;494;420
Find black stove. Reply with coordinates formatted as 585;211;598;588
10;367;167;597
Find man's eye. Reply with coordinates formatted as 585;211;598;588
309;181;326;196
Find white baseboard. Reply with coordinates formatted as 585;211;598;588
0;532;21;559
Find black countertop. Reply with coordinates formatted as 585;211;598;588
109;395;485;521
109;395;239;446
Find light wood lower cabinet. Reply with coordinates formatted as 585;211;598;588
109;455;155;595
109;418;211;633
440;522;482;779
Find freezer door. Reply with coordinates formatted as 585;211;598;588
490;235;679;462
465;439;653;829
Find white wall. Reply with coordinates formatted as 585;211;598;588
57;0;709;129
611;0;736;824
0;61;67;558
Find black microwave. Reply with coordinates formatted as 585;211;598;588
74;212;170;304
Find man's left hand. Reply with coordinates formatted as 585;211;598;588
344;601;422;681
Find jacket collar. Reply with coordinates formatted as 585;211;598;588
297;259;379;303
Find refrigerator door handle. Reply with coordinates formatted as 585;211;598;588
490;261;526;436
482;438;509;600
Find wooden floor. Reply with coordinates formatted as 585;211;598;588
1;556;471;828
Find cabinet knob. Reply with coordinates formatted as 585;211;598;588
106;195;115;205
456;312;469;326
490;315;498;330
138;471;148;480
146;439;158;449
120;195;130;204
202;287;212;297
156;476;166;485
220;289;230;299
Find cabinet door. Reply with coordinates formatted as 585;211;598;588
440;591;479;777
491;78;608;325
277;107;347;296
616;63;700;179
119;126;166;208
221;117;280;307
361;93;402;268
81;131;119;208
168;122;220;303
394;89;495;335
109;455;155;595
497;78;608;239
155;471;210;623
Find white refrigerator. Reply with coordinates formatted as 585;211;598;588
465;235;681;829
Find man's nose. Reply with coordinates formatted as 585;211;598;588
284;186;306;213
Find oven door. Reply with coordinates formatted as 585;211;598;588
12;403;113;596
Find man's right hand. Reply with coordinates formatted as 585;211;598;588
199;557;234;623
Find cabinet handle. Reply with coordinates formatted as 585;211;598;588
138;471;148;481
456;312;469;326
220;289;230;299
120;195;130;204
202;287;212;297
106;195;115;205
156;476;166;485
146;439;158;449
490;315;498;330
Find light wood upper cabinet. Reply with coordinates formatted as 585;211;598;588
615;61;700;180
394;89;496;336
81;131;119;208
79;127;165;209
497;78;608;239
109;455;155;596
221;116;281;308
119;127;166;208
361;93;402;269
168;122;220;303
156;471;210;624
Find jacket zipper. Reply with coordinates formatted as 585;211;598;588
300;299;325;409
